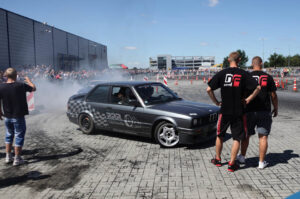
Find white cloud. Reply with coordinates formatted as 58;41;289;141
200;42;208;46
124;46;137;50
208;0;219;7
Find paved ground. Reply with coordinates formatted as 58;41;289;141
0;80;299;199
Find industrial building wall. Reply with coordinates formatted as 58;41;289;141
78;37;89;68
0;9;9;69
0;8;108;71
34;21;53;66
8;12;35;67
53;28;67;69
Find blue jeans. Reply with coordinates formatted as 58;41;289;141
5;117;27;147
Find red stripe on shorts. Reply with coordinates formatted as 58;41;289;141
217;114;222;135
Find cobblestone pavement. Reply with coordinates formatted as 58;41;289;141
0;81;299;199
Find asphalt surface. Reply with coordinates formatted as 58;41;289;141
0;79;299;199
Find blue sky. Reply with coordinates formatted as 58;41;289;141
1;0;300;68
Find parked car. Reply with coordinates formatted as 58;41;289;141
67;81;219;148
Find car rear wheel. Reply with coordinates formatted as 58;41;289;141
79;114;95;134
154;121;179;148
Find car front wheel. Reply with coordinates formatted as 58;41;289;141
154;121;179;148
79;114;95;134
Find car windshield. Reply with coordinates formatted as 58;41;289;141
135;84;180;105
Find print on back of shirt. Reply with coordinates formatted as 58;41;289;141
224;74;241;87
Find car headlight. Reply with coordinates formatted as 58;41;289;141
192;118;202;127
192;119;198;126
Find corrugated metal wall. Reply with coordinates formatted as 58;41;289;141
78;37;89;68
8;12;35;67
34;21;53;66
0;8;107;71
0;10;9;68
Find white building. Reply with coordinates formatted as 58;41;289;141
150;55;215;70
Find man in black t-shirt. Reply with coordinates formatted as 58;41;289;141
0;68;36;166
237;56;278;169
207;52;261;172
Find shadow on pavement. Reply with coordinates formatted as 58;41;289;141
186;132;231;150
240;150;299;169
0;171;51;189
26;147;83;164
88;129;231;150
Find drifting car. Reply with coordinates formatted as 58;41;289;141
67;81;219;148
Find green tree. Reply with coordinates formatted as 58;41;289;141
222;49;248;68
268;53;286;68
290;54;300;66
222;56;229;68
263;61;270;68
237;49;248;67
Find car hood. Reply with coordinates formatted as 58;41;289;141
149;100;219;117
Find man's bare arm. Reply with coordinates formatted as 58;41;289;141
271;91;278;117
24;76;36;91
206;86;221;106
245;85;261;104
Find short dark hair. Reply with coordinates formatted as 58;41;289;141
4;68;17;80
228;52;240;63
252;56;263;66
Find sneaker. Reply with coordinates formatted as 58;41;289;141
228;161;239;172
5;154;13;164
237;154;245;164
13;157;26;166
258;161;269;169
211;158;222;167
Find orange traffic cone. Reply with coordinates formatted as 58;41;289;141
281;79;284;89
275;80;279;88
293;79;297;91
175;79;178;86
190;79;193;85
203;77;206;83
196;76;198;81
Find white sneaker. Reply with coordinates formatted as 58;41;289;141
237;154;245;164
13;157;26;166
5;154;13;164
258;161;269;169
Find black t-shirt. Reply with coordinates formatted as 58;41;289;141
246;70;276;112
0;82;33;118
208;67;258;116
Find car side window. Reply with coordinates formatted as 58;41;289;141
86;86;109;103
111;86;137;106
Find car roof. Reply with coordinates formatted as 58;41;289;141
95;81;161;87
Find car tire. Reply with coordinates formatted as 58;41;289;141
79;114;95;134
154;121;179;148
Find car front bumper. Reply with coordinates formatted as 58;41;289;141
177;123;217;144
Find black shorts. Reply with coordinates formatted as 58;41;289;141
217;114;247;141
246;111;272;136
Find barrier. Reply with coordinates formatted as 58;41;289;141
27;92;35;112
163;76;168;86
293;79;297;91
275;80;279;88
